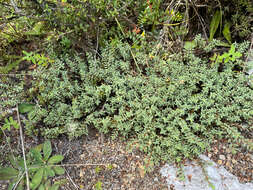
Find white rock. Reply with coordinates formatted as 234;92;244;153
160;155;253;190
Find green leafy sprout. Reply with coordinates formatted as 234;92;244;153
0;140;65;190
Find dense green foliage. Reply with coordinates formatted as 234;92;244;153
0;0;252;165
23;37;253;162
1;0;252;59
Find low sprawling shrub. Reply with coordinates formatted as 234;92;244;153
25;37;253;162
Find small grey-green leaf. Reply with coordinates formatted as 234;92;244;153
48;155;64;164
49;184;60;190
18;103;35;113
31;168;44;190
38;184;45;190
0;167;19;180
29;164;42;173
30;148;43;163
33;143;43;152
54;179;67;185
53;166;65;175
184;41;196;50
43;140;52;161
17;159;25;169
45;166;55;177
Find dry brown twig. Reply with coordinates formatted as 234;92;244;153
12;172;25;190
188;0;208;39
65;168;80;190
0;73;33;76
16;106;30;190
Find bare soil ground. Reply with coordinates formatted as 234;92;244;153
1;125;252;190
0;127;168;190
205;139;253;183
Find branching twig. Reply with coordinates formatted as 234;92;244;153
189;0;208;40
29;163;110;169
0;128;18;165
12;172;25;190
114;16;142;74
59;163;110;166
0;73;33;76
95;27;99;61
16;106;30;190
245;33;253;63
65;169;79;190
10;0;24;15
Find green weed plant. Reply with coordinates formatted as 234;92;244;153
25;37;253;163
0;140;65;190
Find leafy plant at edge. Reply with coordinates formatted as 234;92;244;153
22;51;54;67
210;44;242;66
0;140;66;190
2;117;19;131
209;9;232;44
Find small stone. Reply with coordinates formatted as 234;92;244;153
213;147;218;154
80;153;86;160
226;148;231;153
112;164;118;168
219;155;226;160
79;169;84;177
218;160;223;165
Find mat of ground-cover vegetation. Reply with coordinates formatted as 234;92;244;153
0;127;252;190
